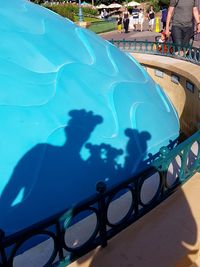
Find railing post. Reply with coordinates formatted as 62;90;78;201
0;229;7;266
158;146;170;196
144;39;148;53
96;181;107;248
56;222;64;262
122;38;126;50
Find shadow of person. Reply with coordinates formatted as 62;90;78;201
84;128;152;188
123;128;151;175
85;143;123;185
0;109;105;234
0;108;155;237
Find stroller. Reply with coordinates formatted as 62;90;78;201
155;30;173;54
155;30;199;56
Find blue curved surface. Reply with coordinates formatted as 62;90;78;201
0;0;179;234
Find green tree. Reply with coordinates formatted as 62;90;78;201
147;0;170;12
159;0;170;6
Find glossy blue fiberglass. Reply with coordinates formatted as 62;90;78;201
0;0;179;233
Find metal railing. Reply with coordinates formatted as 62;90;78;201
109;39;200;66
1;129;200;266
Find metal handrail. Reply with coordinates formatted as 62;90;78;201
1;129;200;266
109;39;200;66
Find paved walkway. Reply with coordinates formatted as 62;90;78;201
100;26;200;48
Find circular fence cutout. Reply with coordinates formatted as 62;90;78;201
139;172;161;206
166;155;181;187
13;233;56;267
64;209;98;250
186;141;199;171
107;187;134;226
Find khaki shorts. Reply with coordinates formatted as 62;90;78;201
133;18;139;25
149;18;154;26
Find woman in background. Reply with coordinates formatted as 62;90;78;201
148;5;155;32
138;8;144;32
161;5;168;30
123;7;130;33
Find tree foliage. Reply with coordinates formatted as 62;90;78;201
31;0;171;12
44;3;98;21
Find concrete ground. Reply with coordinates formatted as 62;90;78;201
99;21;200;48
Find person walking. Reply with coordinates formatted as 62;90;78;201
161;5;168;30
123;7;130;33
148;5;155;32
117;14;123;33
132;5;140;31
165;0;200;49
138;8;144;32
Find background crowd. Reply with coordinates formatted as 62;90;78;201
116;0;200;51
30;0;200;48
